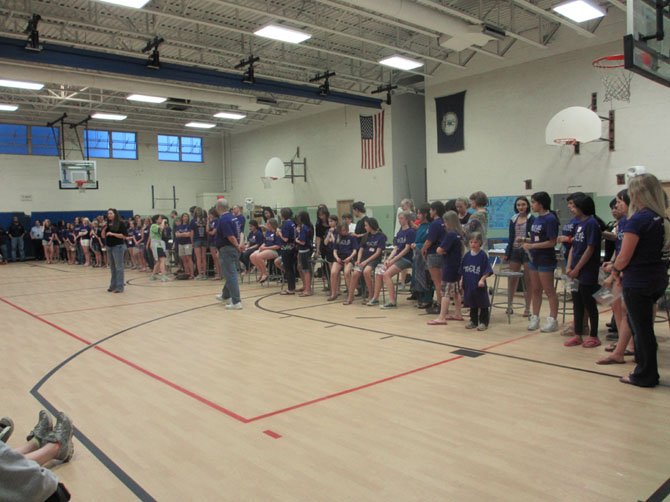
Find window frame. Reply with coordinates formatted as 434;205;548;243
157;134;204;163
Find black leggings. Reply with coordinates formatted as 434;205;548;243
572;283;600;338
470;307;490;326
281;247;297;291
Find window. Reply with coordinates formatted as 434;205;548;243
31;126;60;156
84;129;137;159
0;124;28;155
158;134;203;163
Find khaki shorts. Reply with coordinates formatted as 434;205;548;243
179;243;193;256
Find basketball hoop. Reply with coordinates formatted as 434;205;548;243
593;55;632;102
553;138;577;146
75;179;87;193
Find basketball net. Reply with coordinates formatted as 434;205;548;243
260;177;275;189
593;55;632;102
75;180;87;193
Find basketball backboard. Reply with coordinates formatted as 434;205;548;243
624;0;670;87
59;160;98;189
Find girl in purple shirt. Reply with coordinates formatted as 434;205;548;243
328;224;358;301
250;218;281;284
207;208;222;280
344;218;386;305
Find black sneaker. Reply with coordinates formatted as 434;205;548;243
407;294;417;301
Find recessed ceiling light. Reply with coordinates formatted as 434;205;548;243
0;79;44;90
127;94;167;103
185;122;216;129
97;0;151;8
379;55;423;71
214;111;246;120
254;24;312;44
92;113;127;121
0;104;19;111
552;0;605;22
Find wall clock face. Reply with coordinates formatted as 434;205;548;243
442;112;458;136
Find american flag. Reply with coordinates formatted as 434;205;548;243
360;110;385;169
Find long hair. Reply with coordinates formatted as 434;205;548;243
297;210;312;227
108;208;121;232
513;196;531;215
628;173;670;249
443;210;465;239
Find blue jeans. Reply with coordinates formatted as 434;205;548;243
0;243;8;262
219;246;241;304
108;244;126;291
11;236;24;261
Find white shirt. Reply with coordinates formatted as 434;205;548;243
30;226;43;240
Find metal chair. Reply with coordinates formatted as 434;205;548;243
490;261;525;324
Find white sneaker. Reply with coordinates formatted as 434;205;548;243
215;294;232;304
527;315;540;331
540;316;558;332
225;302;243;310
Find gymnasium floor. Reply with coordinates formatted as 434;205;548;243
3;262;669;501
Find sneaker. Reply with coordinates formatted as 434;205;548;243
225;302;243;310
426;305;441;315
527;315;540;331
477;323;488;331
159;274;169;282
215;293;231;302
380;303;396;309
26;410;53;445
540;317;558;332
366;299;380;306
43;412;74;462
0;417;14;443
149;274;157;281
465;321;477;329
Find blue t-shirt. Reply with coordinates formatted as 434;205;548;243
425;218;446;255
43;228;54;242
529;213;559;266
440;231;464;282
569;216;602;285
461;250;493;308
175;224;192;245
190;219;207;241
207;220;217;245
394;227;416;261
233;214;246;237
216;212;239;248
280;220;296;245
247;229;264;247
263;230;280;248
615;216;627;255
297;225;314;252
561;216;580;254
622;209;667;288
362;232;387;261
336;235;358;258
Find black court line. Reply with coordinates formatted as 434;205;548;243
30;391;156;502
355;316;386;319
29;263;73;273
28;292;271;502
646;476;670;502
253;296;622;380
324;324;337;328
380;335;395;340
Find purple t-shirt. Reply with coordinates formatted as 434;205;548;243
529;213;559;266
362;232;387;261
440;231;464;283
215;213;239;248
425;218;446;255
461;250;493;308
264;230;280;248
394;227;416;261
175;224;192;245
280;220;296;244
336;235;358;258
297;225;313;251
615;216;627;255
247;229;264;247
190;219;207;241
561;216;580;254
569;216;602;285
622;208;667;288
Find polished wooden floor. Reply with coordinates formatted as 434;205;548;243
3;262;669;501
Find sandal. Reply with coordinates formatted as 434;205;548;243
280;290;295;295
342;300;353;305
445;315;464;321
564;335;582;347
604;344;617;352
596;356;625;365
624;349;635;356
298;292;313;297
326;295;338;301
427;319;447;325
582;337;601;348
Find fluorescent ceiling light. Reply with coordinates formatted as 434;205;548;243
379;55;423;71
0;79;44;90
0;104;19;112
97;0;151;8
214;111;246;120
185;122;216;129
92;113;127;121
127;94;167;103
254;24;312;44
552;0;605;22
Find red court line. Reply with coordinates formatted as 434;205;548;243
38;292;217;316
263;430;282;439
246;355;465;422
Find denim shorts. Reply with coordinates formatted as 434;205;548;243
426;253;444;269
508;248;528;264
527;261;556;273
193;239;207;248
298;250;312;271
393;257;413;270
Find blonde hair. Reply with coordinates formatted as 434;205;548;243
628;173;670;249
400;199;414;212
398;210;411;224
443;211;465;239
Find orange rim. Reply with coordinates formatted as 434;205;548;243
592;54;625;69
554;137;577;145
